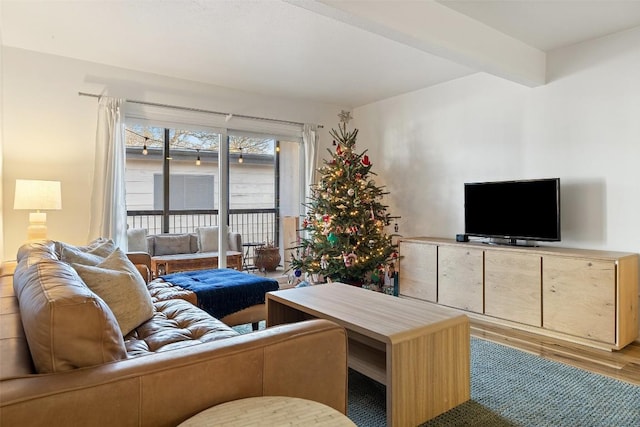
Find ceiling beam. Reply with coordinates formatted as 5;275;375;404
288;0;546;87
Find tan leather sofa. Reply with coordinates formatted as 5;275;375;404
0;241;348;427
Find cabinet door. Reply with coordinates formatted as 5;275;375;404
485;252;541;326
399;241;437;302
438;246;483;313
543;256;615;343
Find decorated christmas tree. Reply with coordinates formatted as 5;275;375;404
289;111;398;287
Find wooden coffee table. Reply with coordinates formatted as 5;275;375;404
267;283;470;427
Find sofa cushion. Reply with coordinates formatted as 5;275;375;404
127;228;149;252
12;260;127;373
189;233;199;253
146;235;155;256
197;227;219;252
72;248;154;336
154;234;192;256
124;299;239;357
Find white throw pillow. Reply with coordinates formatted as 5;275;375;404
127;228;148;252
72;248;154;336
197;227;219;252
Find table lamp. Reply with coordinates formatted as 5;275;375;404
14;179;62;240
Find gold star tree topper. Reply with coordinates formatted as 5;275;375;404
338;110;353;124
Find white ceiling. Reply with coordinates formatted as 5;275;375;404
2;0;640;108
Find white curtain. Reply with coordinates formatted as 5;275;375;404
88;97;128;249
302;124;318;217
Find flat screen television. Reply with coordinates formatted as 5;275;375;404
464;178;561;244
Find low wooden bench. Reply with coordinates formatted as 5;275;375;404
151;251;242;277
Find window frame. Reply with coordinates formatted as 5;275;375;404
124;107;302;252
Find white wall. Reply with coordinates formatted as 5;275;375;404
1;47;343;260
354;27;640;254
0;3;5;264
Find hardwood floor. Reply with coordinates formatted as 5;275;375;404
470;318;640;385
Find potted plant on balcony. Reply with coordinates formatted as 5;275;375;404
255;242;281;272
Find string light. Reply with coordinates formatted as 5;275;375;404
142;137;148;155
238;147;244;164
196;149;201;166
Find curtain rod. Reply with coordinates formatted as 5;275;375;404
78;92;323;128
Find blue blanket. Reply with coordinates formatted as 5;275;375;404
161;269;279;319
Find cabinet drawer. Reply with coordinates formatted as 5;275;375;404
399;241;437;302
485;252;541;327
438;246;483;313
543;256;615;343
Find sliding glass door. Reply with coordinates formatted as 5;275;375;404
124;122;301;266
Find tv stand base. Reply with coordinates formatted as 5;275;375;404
398;237;639;350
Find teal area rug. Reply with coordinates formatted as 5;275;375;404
348;337;640;427
232;324;640;426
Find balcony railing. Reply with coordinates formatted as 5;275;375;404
127;208;280;249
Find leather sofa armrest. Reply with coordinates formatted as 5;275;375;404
127;252;152;283
0;319;348;427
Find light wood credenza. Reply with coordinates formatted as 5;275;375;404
399;237;639;350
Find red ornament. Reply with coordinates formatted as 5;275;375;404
355;173;362;180
360;155;371;167
322;214;330;223
336;145;343;156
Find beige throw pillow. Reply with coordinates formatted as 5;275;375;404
86;239;117;257
197;226;219;252
61;245;105;266
73;248;154;336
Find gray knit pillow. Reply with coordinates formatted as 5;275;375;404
153;234;191;256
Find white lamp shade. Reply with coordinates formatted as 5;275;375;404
14;179;62;210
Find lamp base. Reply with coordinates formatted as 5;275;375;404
27;224;48;241
27;212;48;241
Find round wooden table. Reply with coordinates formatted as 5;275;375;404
178;396;355;426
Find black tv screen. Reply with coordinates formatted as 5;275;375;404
464;178;561;242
